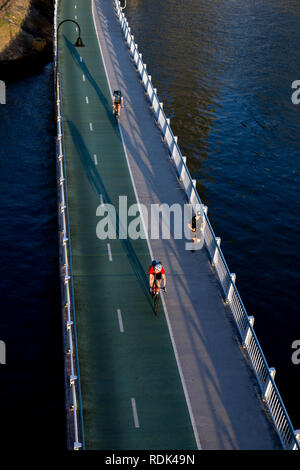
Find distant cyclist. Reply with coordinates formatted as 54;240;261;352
149;260;166;294
112;90;124;118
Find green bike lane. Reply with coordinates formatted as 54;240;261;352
58;0;198;449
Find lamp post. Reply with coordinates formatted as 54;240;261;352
55;19;85;103
57;19;85;47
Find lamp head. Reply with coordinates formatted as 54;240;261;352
75;36;85;47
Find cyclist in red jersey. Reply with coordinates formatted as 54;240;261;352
149;260;166;294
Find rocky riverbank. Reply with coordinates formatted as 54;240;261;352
0;0;54;81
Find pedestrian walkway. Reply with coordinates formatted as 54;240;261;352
57;0;280;449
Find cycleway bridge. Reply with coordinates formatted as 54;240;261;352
55;0;300;450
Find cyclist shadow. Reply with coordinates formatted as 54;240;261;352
66;119;153;311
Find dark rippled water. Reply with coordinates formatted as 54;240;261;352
125;0;300;426
0;65;66;448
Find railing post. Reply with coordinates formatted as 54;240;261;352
70;375;77;386
163;118;170;141
262;367;276;402
201;205;208;233
243;315;254;348
212;237;221;266
130;35;134;54
226;273;236;305
189;180;197;205
172;135;178;155
179;156;187;181
156;102;164;126
291;430;300;450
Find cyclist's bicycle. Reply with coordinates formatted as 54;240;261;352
113;103;120;120
113;90;123;121
150;280;166;316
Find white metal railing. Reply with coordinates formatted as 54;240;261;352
54;0;83;451
114;0;300;450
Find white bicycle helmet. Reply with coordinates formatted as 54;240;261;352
153;260;162;272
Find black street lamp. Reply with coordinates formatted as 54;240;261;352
57;19;85;48
55;19;85;109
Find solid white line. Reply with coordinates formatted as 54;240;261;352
117;309;124;333
131;398;140;428
94;154;98;165
86;96;89;104
92;0;201;449
89;122;93;131
107;243;112;261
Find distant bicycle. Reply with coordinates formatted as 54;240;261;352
113;105;119;120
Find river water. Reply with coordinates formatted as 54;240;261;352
0;0;299;448
0;65;66;448
124;0;300;427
